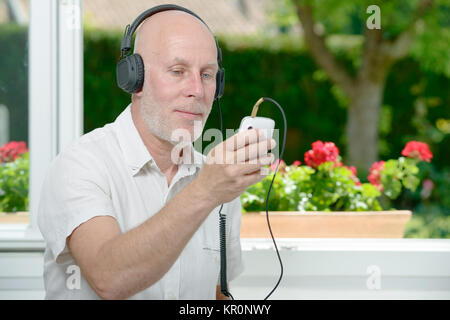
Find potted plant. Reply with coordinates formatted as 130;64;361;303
0;141;30;224
240;140;433;238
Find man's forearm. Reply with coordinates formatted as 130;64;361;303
92;179;217;299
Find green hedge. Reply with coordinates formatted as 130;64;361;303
82;29;450;173
0;24;28;143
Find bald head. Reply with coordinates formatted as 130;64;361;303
133;10;216;62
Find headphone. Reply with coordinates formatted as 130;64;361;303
116;4;225;100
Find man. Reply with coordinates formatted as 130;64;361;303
38;8;275;299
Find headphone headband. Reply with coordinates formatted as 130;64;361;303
120;4;209;58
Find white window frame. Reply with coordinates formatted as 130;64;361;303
0;0;83;248
0;2;448;300
0;1;448;301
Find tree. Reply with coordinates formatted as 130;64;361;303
273;0;449;173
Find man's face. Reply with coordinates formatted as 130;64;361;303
136;12;219;145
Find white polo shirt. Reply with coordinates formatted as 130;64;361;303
37;105;244;300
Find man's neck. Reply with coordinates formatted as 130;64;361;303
130;102;180;176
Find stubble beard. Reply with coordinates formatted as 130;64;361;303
140;89;211;146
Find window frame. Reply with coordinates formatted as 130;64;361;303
0;0;83;248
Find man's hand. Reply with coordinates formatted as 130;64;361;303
195;128;276;207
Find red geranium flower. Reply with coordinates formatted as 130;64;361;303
401;141;433;162
292;160;301;167
335;161;355;173
368;161;385;191
337;163;360;185
346;166;357;176
346;165;361;186
304;141;339;169
0;141;28;163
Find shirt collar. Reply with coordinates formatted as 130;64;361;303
114;105;205;176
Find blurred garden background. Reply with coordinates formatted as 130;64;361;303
0;0;449;237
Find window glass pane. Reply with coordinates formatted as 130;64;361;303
0;0;29;224
81;1;448;239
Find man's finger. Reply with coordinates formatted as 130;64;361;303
225;129;265;151
234;154;274;175
235;138;276;163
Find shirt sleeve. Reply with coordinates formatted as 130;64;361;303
37;144;116;264
225;196;245;282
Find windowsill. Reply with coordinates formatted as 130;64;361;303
0;226;449;253
234;239;450;299
0;224;45;251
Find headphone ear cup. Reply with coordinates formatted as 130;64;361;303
133;54;145;93
116;54;145;94
215;68;225;100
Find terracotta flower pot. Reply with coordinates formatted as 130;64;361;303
241;211;412;238
0;211;30;224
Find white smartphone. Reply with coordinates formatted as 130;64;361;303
238;116;276;175
238;116;275;139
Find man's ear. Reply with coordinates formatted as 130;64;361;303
133;87;144;98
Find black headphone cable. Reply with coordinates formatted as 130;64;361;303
216;97;235;299
217;97;287;300
260;97;287;300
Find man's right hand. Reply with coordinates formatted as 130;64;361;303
194;128;276;206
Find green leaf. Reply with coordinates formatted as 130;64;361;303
402;175;420;191
383;179;402;199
